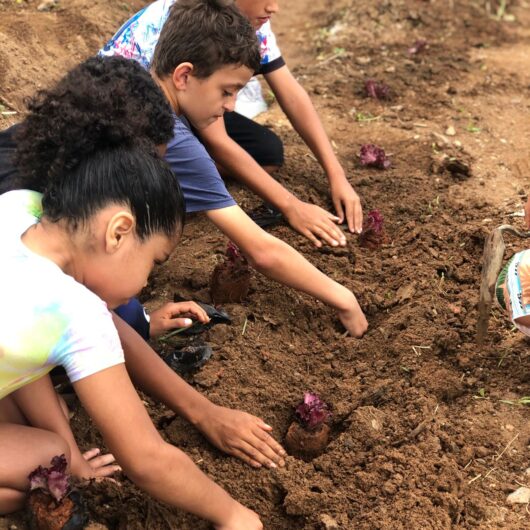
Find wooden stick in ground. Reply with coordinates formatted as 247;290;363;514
476;225;530;344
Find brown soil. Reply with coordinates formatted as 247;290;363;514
27;490;79;530
2;0;530;529
285;422;331;461
210;260;252;304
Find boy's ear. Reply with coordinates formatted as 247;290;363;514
171;62;194;90
105;211;135;254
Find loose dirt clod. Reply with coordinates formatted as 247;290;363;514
210;242;251;304
285;421;331;461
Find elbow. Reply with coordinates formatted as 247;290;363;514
244;235;284;272
123;440;186;489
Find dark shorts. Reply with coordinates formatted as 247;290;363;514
223;111;284;167
115;298;150;340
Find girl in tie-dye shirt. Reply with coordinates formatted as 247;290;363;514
0;56;284;527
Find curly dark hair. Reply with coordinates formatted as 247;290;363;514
13;56;175;192
152;0;260;79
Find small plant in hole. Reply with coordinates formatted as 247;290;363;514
210;241;251;304
359;144;391;169
364;79;391;100
285;392;332;460
27;455;88;530
359;209;388;249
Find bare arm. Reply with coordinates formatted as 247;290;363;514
73;365;261;528
265;65;363;233
206;205;368;337
198;116;345;248
112;313;286;469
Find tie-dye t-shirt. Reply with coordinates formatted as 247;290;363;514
99;0;284;74
0;190;124;400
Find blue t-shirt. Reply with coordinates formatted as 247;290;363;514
0;117;235;214
168;116;235;213
98;0;287;212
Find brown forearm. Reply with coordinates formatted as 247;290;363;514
112;314;212;426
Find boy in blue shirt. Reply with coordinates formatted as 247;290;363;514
101;0;368;338
101;0;361;245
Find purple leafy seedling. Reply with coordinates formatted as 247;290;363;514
359;144;391;169
226;241;248;267
408;39;427;55
295;392;332;431
359;209;385;248
28;454;70;503
364;79;391;100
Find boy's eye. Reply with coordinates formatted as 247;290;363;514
223;90;233;97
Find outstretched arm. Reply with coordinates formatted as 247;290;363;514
73;364;262;529
198;117;346;248
265;65;363;234
206;205;368;337
112;313;286;470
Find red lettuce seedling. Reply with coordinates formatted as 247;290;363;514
359;209;386;248
364;79;391;100
295;392;332;431
359;144;391;169
28;454;70;503
210;241;251;303
408;39;427;55
226;241;247;266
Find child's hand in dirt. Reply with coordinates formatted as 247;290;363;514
215;504;263;530
149;301;210;338
197;405;286;469
283;197;347;248
337;297;368;338
328;172;363;234
72;448;121;479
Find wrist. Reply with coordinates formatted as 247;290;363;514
188;398;218;430
215;500;251;527
326;166;347;184
278;194;302;219
330;286;357;312
70;459;93;480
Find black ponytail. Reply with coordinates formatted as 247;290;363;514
43;146;185;241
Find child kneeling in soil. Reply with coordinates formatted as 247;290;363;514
102;0;363;243
0;57;213;342
100;0;368;338
0;60;285;530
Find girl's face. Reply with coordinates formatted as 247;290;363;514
235;0;279;29
81;209;179;309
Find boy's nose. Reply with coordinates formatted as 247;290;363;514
266;0;279;14
223;98;236;113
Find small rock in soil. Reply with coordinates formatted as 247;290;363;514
37;0;57;10
319;514;339;530
506;487;530;504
